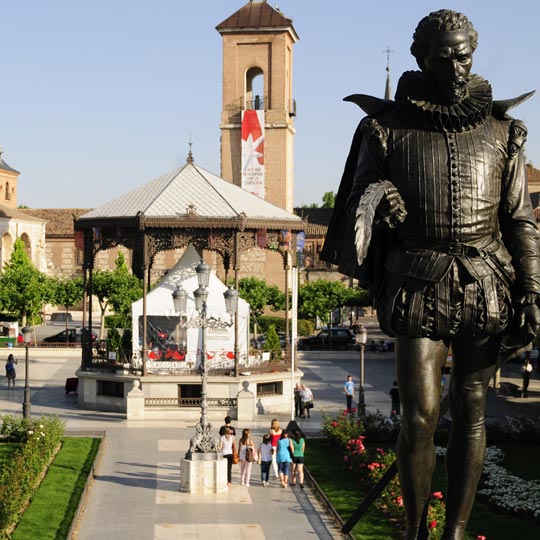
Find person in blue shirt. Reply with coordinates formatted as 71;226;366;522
276;431;293;488
344;375;355;411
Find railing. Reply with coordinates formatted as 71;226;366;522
145;397;238;408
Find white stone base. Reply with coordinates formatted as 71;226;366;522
180;455;228;494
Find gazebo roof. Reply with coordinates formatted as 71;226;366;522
77;160;304;230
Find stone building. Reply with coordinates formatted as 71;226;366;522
0;148;47;271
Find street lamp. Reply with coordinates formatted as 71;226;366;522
21;325;32;420
356;325;368;416
172;261;238;457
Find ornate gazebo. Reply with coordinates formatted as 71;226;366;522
74;155;305;417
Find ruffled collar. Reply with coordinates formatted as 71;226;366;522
395;71;492;132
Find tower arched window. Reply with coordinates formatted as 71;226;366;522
5;182;10;201
245;67;264;111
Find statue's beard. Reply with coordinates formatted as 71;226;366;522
428;77;468;104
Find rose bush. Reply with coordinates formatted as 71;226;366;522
0;415;65;534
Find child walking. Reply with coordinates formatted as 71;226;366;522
259;434;273;486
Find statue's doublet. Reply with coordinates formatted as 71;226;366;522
324;71;540;339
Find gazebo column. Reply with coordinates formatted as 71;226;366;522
82;229;94;371
234;232;240;377
284;251;290;347
141;233;149;376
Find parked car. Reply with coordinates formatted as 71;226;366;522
297;327;355;351
43;327;97;343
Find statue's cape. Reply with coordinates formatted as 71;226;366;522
320;87;535;297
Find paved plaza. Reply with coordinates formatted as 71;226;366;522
1;331;539;539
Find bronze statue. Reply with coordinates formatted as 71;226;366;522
322;10;540;540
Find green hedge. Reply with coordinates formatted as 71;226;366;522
257;316;314;337
0;415;65;534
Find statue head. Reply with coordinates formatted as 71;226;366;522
411;10;478;104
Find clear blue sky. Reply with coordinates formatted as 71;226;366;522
2;0;540;209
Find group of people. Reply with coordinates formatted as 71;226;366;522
293;383;314;418
218;417;306;489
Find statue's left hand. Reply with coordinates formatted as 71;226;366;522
517;303;540;336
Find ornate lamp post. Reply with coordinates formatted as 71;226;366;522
172;260;239;457
356;325;368;416
21;325;33;420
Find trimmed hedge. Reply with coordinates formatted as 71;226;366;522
0;415;65;535
257;316;314;337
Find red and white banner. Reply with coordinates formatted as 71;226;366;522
241;110;265;198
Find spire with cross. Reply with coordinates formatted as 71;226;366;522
186;133;194;164
383;45;394;100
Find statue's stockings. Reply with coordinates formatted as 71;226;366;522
395;334;499;540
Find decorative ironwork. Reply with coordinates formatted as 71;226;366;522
145;397;238;408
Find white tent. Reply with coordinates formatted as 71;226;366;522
131;244;250;372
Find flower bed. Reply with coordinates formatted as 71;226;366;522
322;410;490;540
436;445;540;521
0;415;65;536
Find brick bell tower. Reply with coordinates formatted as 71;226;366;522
216;0;299;213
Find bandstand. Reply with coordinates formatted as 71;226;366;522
74;155;305;419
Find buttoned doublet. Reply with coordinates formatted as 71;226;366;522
345;73;540;338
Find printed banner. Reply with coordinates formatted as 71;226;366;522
241;110;265;198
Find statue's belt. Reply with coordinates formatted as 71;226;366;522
401;238;499;258
386;238;513;284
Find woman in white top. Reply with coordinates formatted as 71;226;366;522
219;428;235;485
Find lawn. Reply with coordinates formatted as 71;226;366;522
10;437;101;540
308;438;539;540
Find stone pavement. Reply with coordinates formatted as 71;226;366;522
1;346;539;540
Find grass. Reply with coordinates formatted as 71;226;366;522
307;438;397;539
309;439;539;540
11;437;101;540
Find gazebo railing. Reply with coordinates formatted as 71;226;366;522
145;397;237;408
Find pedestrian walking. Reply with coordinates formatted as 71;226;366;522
290;430;305;488
239;428;256;486
521;358;533;398
294;382;303;417
276;431;293;488
218;427;235;486
218;415;236;436
258;434;273;486
390;381;400;417
300;384;313;418
5;354;17;389
344;375;355;411
268;419;282;479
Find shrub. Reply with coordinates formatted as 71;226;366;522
257;316;285;334
106;327;122;359
264;325;282;359
322;410;365;447
0;415;65;533
297;319;314;337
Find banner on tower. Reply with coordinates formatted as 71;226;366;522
241;110;265;198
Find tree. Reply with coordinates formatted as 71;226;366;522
54;276;83;317
321;191;336;208
108;253;143;327
92;253;142;338
298;279;351;324
0;238;54;324
238;277;284;320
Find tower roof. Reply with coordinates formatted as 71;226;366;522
0;147;20;174
216;1;298;41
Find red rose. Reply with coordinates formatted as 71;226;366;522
428;520;438;529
